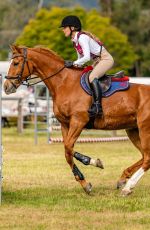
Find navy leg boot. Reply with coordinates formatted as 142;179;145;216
88;78;103;117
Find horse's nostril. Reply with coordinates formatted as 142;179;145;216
3;81;17;94
4;84;7;93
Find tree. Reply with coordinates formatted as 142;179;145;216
99;0;150;76
99;0;115;17
16;6;137;74
0;0;38;60
0;0;99;60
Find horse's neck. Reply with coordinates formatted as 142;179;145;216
30;49;65;97
29;49;82;101
31;50;63;75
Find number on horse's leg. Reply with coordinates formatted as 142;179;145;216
117;128;143;189
74;151;104;169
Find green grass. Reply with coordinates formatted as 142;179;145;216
0;128;150;230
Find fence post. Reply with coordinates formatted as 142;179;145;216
17;98;23;133
0;74;3;205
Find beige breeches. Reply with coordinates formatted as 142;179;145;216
89;49;114;83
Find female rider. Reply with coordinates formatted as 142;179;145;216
60;15;114;117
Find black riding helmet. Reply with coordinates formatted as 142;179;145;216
59;15;82;31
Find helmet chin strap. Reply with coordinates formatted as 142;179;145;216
69;26;73;37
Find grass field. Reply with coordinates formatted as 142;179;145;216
0;128;150;230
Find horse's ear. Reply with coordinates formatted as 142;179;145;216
9;44;21;53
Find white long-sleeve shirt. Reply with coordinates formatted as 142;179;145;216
72;32;105;66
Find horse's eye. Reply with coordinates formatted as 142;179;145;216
13;62;19;66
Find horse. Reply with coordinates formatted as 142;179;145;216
4;45;150;196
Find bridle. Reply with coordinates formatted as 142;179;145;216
5;48;65;87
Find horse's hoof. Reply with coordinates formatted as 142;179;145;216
121;188;132;197
117;179;126;189
96;159;104;169
83;182;92;194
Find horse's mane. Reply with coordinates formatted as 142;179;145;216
32;46;64;61
17;45;64;62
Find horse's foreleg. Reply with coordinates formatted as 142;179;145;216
117;128;143;189
61;121;92;194
65;148;92;195
74;151;104;169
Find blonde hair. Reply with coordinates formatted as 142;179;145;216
82;30;102;44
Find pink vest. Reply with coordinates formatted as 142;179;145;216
73;32;103;59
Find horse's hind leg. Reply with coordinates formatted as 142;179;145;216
117;128;143;189
121;115;150;196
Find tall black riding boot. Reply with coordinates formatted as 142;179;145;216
88;78;103;117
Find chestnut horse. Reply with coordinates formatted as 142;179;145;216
4;45;150;196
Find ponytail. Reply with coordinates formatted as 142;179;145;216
82;31;102;45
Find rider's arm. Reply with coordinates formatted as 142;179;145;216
73;34;91;66
76;51;81;60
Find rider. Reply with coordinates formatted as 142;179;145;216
59;15;114;117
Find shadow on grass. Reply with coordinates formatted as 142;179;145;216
3;184;150;212
3;187;76;206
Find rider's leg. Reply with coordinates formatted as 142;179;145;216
88;78;103;117
88;56;114;117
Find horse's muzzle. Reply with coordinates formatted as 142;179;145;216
3;80;17;94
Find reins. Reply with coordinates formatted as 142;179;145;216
5;47;65;87
23;66;65;87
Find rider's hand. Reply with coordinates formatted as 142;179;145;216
73;64;83;69
64;60;73;68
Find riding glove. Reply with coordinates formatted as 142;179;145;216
64;60;73;68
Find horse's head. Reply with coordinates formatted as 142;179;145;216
4;45;33;94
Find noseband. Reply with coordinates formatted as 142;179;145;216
5;47;65;87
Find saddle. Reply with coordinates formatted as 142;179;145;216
80;66;130;97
